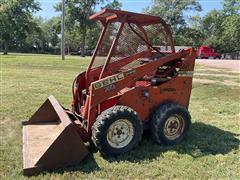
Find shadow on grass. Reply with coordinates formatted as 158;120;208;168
42;154;100;176
36;144;101;176
105;122;240;162
40;122;239;175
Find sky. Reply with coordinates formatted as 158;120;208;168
35;0;223;20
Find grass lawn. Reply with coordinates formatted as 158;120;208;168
1;54;239;179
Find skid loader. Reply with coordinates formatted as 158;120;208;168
22;9;196;176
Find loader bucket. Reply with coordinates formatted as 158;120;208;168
22;96;88;176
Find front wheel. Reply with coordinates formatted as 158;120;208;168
92;106;143;156
150;103;191;145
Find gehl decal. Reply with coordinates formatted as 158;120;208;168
92;69;136;90
93;73;124;90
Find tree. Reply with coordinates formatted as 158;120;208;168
223;0;240;15
0;0;41;54
65;29;82;54
144;0;202;33
174;27;205;47
42;17;61;48
14;17;61;54
221;14;240;53
21;17;44;53
55;0;122;57
55;0;103;57
200;0;240;54
102;0;122;10
144;0;202;47
201;10;224;51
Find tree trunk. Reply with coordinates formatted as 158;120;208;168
80;27;86;57
3;42;8;55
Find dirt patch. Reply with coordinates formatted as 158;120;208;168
196;60;240;73
195;73;238;78
223;80;240;86
193;78;240;87
0;116;16;143
196;68;224;72
0;116;12;126
193;78;217;84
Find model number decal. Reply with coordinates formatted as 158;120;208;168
104;84;116;92
124;69;136;76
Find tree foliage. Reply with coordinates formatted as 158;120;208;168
0;0;239;56
102;0;122;10
55;0;122;56
21;17;61;53
0;0;41;54
221;14;240;53
144;0;203;47
223;0;240;15
145;0;202;32
200;0;240;53
145;0;239;54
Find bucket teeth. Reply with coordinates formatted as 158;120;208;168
22;96;88;176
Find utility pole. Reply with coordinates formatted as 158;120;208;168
61;0;65;60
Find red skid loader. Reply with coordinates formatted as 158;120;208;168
22;9;196;176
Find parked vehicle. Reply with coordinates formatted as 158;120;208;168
197;45;221;59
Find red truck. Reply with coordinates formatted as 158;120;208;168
197;45;221;59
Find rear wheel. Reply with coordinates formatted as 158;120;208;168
150;103;191;145
92;105;143;156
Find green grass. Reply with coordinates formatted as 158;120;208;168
1;54;240;179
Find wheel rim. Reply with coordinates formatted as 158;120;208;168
163;114;185;140
107;119;134;148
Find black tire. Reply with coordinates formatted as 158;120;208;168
150;103;191;145
92;105;143;156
